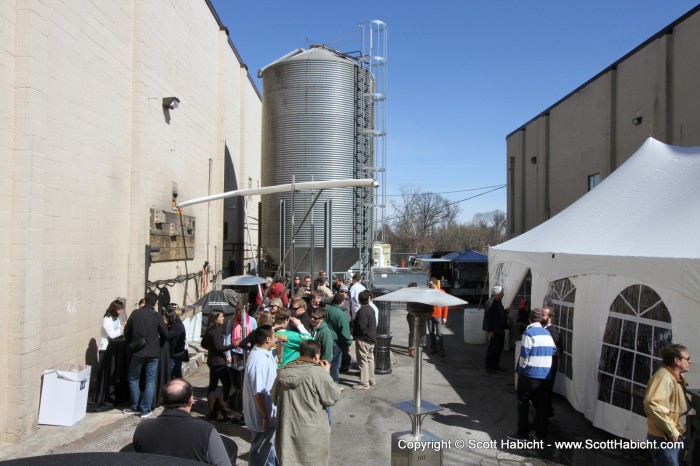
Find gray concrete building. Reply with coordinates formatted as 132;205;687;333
506;5;700;237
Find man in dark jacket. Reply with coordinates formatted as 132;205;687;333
482;285;507;373
124;292;167;417
324;293;353;383
134;378;235;465
352;290;377;390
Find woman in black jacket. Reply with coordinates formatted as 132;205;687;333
163;309;187;379
203;310;238;421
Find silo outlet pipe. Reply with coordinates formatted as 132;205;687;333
177;178;379;209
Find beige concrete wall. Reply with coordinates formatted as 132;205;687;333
506;7;700;237
548;74;613;215
670;12;700;146
0;0;261;441
0;0;16;444
614;35;669;164
505;132;521;236
521;118;547;231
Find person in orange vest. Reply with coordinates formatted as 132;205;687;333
428;277;448;357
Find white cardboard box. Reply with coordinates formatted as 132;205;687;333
38;364;91;426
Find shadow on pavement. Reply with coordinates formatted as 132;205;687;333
411;308;652;465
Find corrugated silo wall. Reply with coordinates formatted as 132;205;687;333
261;56;374;273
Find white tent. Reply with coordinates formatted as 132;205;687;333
489;138;700;440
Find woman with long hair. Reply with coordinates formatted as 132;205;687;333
163;309;187;379
203;309;238;421
287;275;301;301
99;299;125;362
225;300;257;364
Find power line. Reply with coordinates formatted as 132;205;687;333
382;185;505;224
446;185;505;208
384;184;506;197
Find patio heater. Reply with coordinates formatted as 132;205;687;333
374;287;468;466
220;275;267;364
219;276;267;416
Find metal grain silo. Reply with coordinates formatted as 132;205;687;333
260;46;374;276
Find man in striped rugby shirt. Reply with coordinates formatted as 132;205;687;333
509;307;557;442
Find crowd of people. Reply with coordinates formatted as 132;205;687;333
103;271;378;466
100;277;693;466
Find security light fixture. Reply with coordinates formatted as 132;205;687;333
162;97;180;110
632;110;643;126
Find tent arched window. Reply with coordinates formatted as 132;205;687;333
597;284;671;416
544;278;576;380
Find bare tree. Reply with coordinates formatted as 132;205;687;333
464;210;507;251
388;191;506;256
389;185;461;253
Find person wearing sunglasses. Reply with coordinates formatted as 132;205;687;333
273;309;313;367
289;298;311;330
309;310;334;366
644;343;692;466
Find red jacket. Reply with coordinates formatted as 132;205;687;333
268;282;289;306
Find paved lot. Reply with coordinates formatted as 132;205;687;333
0;306;652;465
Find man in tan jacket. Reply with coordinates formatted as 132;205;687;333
271;340;340;465
643;343;691;466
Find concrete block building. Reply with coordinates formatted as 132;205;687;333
0;0;261;440
506;5;700;237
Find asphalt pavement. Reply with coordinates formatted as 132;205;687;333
0;305;653;465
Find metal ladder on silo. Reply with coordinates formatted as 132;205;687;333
358;20;387;284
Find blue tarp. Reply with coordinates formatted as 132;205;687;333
442;249;487;263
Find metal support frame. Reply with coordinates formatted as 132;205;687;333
178;178;377;287
324;200;333;280
279;199;286;278
283;188;325;280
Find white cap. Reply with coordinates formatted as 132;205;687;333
492;285;503;294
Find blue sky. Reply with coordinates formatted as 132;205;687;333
211;0;699;223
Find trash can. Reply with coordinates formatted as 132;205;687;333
373;288;392;375
39;364;91;426
375;333;393;375
463;308;487;344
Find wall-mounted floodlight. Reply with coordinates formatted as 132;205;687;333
162;97;181;110
632;110;643;126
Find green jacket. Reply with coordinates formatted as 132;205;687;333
274;327;313;367
324;304;353;346
311;321;334;363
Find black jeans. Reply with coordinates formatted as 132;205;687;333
485;332;505;369
428;318;444;353
517;375;549;438
207;365;231;402
338;339;352;369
